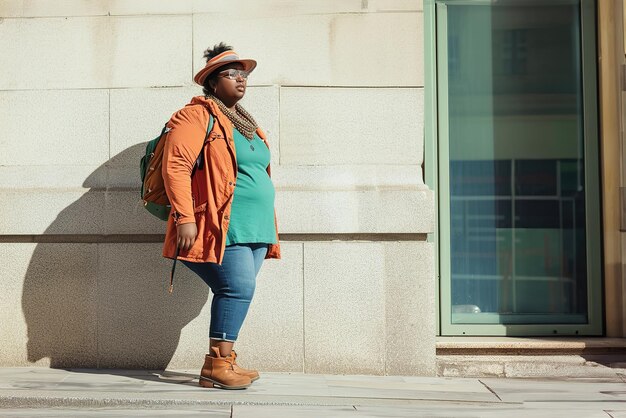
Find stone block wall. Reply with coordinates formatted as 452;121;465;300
0;0;435;375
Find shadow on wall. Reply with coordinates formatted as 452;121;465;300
21;144;209;369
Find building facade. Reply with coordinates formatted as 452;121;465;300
0;0;624;376
0;0;435;375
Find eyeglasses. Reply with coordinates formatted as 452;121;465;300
218;69;250;80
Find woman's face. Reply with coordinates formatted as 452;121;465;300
209;62;247;103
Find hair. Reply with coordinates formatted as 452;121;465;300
202;42;233;96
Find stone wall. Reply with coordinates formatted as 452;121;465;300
0;0;435;375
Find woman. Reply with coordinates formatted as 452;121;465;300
161;42;281;390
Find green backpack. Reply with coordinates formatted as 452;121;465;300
140;115;214;221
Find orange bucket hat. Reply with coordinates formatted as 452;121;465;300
193;50;257;86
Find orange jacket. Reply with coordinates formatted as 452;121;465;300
161;96;281;264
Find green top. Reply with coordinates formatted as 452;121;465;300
225;128;277;246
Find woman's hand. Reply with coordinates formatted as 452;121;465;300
177;222;198;251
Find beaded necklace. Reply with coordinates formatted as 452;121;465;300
205;94;258;140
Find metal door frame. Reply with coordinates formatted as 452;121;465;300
424;0;603;336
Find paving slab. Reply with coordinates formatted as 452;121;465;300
1;367;625;417
479;377;626;403
233;405;359;417
0;369;498;405
0;405;614;417
353;405;612;418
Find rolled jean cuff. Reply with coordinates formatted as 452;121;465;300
209;331;237;342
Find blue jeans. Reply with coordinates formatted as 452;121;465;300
181;243;268;342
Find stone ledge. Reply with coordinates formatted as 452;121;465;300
437;354;626;378
0;164;425;191
0;188;434;235
273;165;427;191
437;337;626;355
0;233;428;244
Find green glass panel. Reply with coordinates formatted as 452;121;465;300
444;1;589;325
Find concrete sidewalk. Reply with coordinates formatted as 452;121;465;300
0;367;625;417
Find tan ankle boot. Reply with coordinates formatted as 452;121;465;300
198;347;251;389
231;350;260;382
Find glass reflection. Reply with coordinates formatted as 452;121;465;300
447;1;588;324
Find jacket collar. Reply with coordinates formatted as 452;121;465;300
188;95;267;140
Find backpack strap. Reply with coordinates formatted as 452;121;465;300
192;113;214;175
